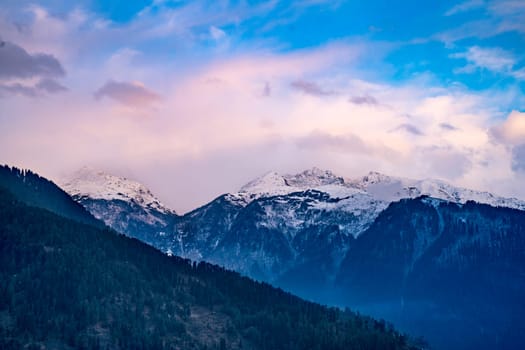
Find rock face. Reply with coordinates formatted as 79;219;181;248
61;167;525;349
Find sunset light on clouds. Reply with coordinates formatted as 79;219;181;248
1;0;524;212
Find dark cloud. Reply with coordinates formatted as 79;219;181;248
0;41;65;79
392;123;424;136
511;144;525;173
0;83;38;98
439;122;459;131
296;131;372;154
0;78;67;98
36;78;68;93
262;82;271;97
94;80;160;108
290;80;336;96
348;94;379;106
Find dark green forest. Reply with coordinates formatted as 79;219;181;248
0;165;101;227
0;179;420;349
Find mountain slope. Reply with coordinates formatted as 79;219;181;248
0;186;420;350
336;196;525;350
0;165;102;228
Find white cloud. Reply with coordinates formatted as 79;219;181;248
436;0;525;44
209;26;226;41
445;0;485;16
491;110;525;145
450;46;524;80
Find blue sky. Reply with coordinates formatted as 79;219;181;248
1;0;525;211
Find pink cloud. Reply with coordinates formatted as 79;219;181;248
94;80;160;108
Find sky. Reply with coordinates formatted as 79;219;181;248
1;0;525;213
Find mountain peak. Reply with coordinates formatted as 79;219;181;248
234;168;350;204
60;167;174;214
285;167;345;187
239;171;289;196
360;171;395;185
234;167;525;211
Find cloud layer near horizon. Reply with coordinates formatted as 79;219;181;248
0;1;524;213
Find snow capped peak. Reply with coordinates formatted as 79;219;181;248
60;167;175;214
239;167;346;196
240;171;287;191
286;167;345;187
238;171;293;200
351;171;525;210
233;167;525;211
360;171;395;185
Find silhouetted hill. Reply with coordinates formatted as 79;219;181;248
0;165;102;227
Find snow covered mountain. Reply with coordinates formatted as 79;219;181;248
350;170;525;210
60;166;525;283
59;166;525;350
227;167;525;239
237;167;525;210
60;167;177;245
61;166;525;272
61;167;174;216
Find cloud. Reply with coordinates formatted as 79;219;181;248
445;0;485;16
36;78;68;93
511;144;525;173
0;40;67;98
290;79;337;96
0;83;38;97
489;0;525;17
0;78;67;98
209;26;226;41
490;110;525;145
262;82;271;97
436;0;525;43
440;122;459;131
392;123;424;136
490;111;525;175
296;131;373;154
348;94;379;106
94;80;160;108
420;147;473;179
0;40;65;79
295;131;399;163
450;46;518;76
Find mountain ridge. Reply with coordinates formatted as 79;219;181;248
61;166;525;223
7;163;525;349
0;171;420;350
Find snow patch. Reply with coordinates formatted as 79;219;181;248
60;166;175;215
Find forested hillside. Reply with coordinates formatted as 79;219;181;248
0;165;101;227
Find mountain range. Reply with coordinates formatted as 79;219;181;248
59;166;525;350
0;164;420;350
